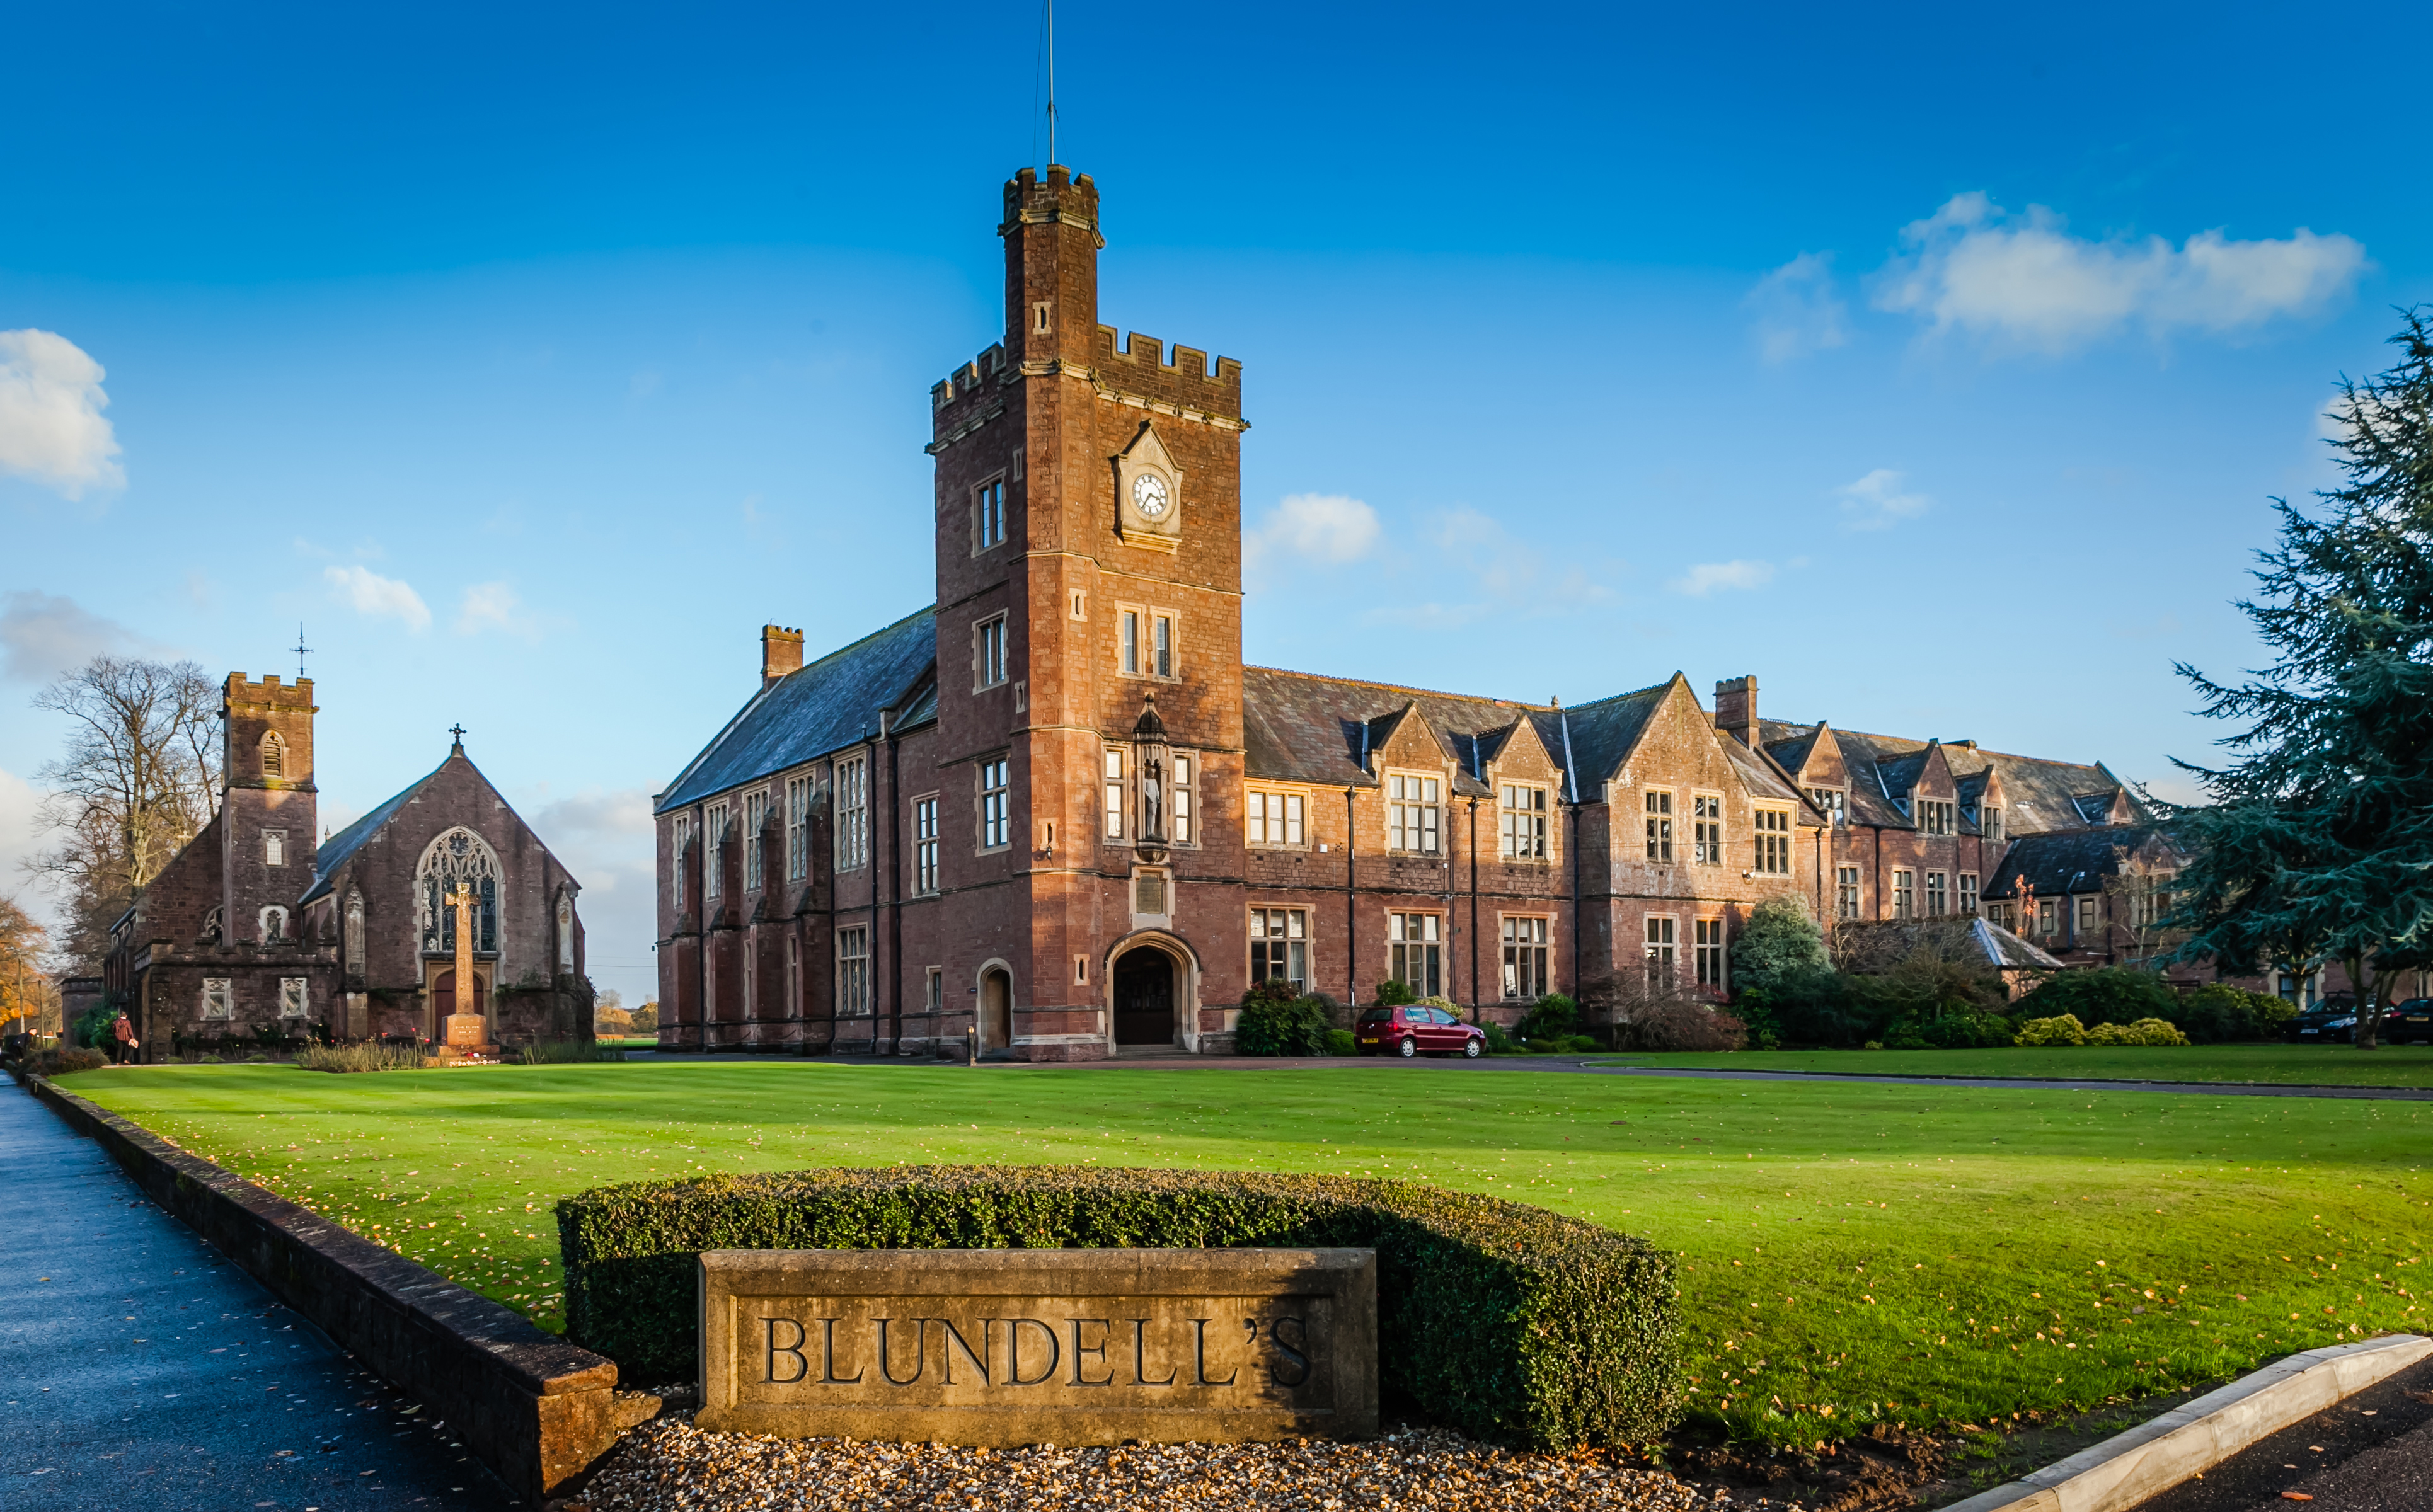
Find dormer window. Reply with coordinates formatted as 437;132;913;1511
1807;788;1845;827
1918;798;1955;835
1982;805;2004;843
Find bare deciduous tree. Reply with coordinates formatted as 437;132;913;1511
22;656;222;971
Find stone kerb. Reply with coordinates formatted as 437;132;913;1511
698;1247;1379;1445
23;1075;621;1508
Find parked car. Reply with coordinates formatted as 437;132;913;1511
1355;1004;1485;1058
2287;1005;2359;1044
2381;998;2433;1045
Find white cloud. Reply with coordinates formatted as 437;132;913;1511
456;580;540;638
1672;559;1776;596
1374;507;1619;628
0;329;124;499
1834;469;1931;530
0;591;154;682
1873;192;2367;353
1744;253;1848;364
528;787;659;1002
1245;493;1381;575
0;764;61;942
323;564;432;631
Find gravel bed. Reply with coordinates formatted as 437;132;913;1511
566;1412;1732;1511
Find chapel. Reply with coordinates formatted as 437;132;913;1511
104;677;589;1055
651;164;2161;1060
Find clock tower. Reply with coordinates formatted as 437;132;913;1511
926;164;1250;1056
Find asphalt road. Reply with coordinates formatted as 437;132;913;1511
2133;1353;2433;1512
0;1080;514;1512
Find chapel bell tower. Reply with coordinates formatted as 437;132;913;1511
220;673;319;945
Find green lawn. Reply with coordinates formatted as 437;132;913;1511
1596;1043;2433;1087
57;1060;2433;1447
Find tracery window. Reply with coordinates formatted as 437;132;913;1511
417;827;500;954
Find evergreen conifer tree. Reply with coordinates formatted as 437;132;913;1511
2170;311;2433;1048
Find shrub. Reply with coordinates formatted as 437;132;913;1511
2016;1013;2089;1046
1555;1033;1604;1053
519;1039;626;1065
1728;898;1841;1045
1372;978;1417;1008
71;1001;117;1051
558;1166;1679;1450
2011;968;2179;1029
1322;1028;1357;1057
2173;983;2291;1043
1516;993;1579;1041
1904;1012;2017;1049
1481;1021;1518;1054
1234;994;1333;1056
1616;999;1746;1051
33;1045;107;1075
2087;1017;2190;1047
297;1042;427;1073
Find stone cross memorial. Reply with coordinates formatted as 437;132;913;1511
442;881;488;1050
697;1248;1378;1444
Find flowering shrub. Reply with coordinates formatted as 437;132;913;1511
2088;1017;2190;1046
2016;1013;2089;1046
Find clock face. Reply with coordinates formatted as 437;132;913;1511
1131;472;1170;519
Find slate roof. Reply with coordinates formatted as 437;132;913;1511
657;608;939;816
301;762;446;905
1981;823;2189;900
1243;666;1572;794
1757;718;2154;837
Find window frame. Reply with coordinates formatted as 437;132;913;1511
672;815;691;908
1152;612;1176;680
1753;806;1792;874
1386;770;1444;856
837;926;871;1017
973;474;1008;553
1250;905;1310;994
1102;748;1126;842
1501;914;1550;1000
1169;752;1195;846
1246;787;1308;849
1643;789;1674;864
835;755;869;871
977;756;1011;851
705;800;728;898
1892;868;1914;920
1388;911;1443;999
784;776;810;881
1959;871;1979;917
914;794;940;894
1924;869;1947;917
1690;792;1723;866
1119;609;1141;677
743;789;768;890
1644;915;1677;992
1500;782;1550;861
973;613;1009;690
1835;864;1861;920
263;828;287;868
1694;917;1725;990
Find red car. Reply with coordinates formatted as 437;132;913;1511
1355;1004;1485;1058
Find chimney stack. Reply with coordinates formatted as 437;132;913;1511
1713;674;1758;747
761;625;804;688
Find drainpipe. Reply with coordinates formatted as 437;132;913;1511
885;716;903;1057
1345;788;1358;1007
1558;707;1580;1011
1467;798;1481;1019
1873;825;1884;922
693;801;708;1053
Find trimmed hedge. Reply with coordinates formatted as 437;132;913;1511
558;1165;1677;1450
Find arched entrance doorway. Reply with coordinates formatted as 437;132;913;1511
979;968;1013;1050
1112;948;1176;1047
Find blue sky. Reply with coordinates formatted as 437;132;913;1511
4;1;2424;1002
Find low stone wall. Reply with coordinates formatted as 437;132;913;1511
25;1074;621;1507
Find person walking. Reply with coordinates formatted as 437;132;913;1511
110;1010;137;1066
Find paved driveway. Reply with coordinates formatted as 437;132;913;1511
0;1080;513;1511
2131;1353;2433;1511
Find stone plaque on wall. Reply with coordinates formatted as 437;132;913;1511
696;1247;1376;1445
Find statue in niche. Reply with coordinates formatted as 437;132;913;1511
1140;753;1165;841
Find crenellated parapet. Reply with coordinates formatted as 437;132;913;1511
1093;326;1245;426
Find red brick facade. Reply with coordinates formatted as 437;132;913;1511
654;166;2163;1059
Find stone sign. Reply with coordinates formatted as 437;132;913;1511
696;1247;1377;1444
